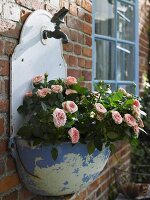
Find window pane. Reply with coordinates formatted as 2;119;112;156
95;40;115;80
117;43;134;81
117;84;136;94
117;2;134;41
95;0;115;37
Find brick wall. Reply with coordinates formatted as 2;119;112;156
0;0;148;200
139;0;150;92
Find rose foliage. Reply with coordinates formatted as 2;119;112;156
17;74;147;160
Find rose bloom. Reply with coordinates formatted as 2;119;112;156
68;127;80;144
138;118;144;128
62;101;78;113
124;114;137;127
133;99;141;108
37;88;51;98
133;124;140;136
51;85;63;93
25;91;33;97
94;103;107;114
33;75;44;85
132;105;140;118
65;89;77;95
65;76;77;86
53;108;67;128
126;93;132;98
112;111;123;124
118;87;127;95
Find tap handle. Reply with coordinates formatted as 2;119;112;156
51;7;69;24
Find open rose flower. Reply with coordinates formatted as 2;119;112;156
65;89;77;95
133;99;141;108
33;75;44;85
65;76;77;86
62;101;78;113
124;114;137;127
94;103;107;114
53;108;67;128
36;88;51;98
68;127;80;144
51;85;63;93
133;125;140;136
112;111;123;124
25;91;33;97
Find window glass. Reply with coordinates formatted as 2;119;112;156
95;40;115;80
117;84;136;94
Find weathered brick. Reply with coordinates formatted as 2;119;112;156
73;190;87;200
82;70;92;81
0;118;4;135
70;30;78;42
0;139;8;154
3;3;20;22
85;13;92;23
0;60;9;76
78;33;84;44
76;0;81;6
0;173;20;193
83;23;92;35
60;0;69;9
20;8;31;23
0;158;5;176
78;58;85;68
67;69;82;78
81;0;92;13
16;0;45;10
87;179;100;194
2;190;18;200
6;156;16;172
0;79;9;94
85;82;92;90
85;36;92;46
74;44;81;55
69;55;78;67
63;43;73;52
0;40;4;55
69;4;77;16
67;16;83;31
0;99;9;112
18;187;34;200
82;47;92;57
5;40;17;56
77;8;85;20
63;54;69;65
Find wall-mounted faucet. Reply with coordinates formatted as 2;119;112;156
43;7;69;44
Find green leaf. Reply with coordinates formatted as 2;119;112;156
17;125;33;138
94;139;103;151
41;102;48;111
87;142;95;155
110;143;116;153
17;105;24;113
107;132;119;140
33;138;43;146
51;147;58;161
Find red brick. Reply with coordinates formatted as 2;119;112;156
0;40;4;55
18;187;34;200
60;0;69;9
78;58;85;68
5;40;17;56
70;30;78;42
81;0;92;13
76;0;81;6
85;36;92;46
67;16;83;31
77;8;85;20
83;23;92;35
0;99;9;112
0;139;8;154
69;55;78;67
20;8;31;23
2;190;18;200
74;190;87;200
78;33;84;44
82;47;92;57
0;118;4;135
85;59;92;68
16;0;45;10
0;158;5;176
69;4;77;16
82;70;92;81
63;54;69;65
6;156;16;172
0;60;9;76
67;69;82;78
88;179;100;194
0;173;20;193
85;82;92;90
74;44;81;55
85;13;92;23
63;43;73;52
0;79;9;94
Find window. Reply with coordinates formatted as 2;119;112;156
92;0;139;94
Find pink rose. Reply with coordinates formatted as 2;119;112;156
112;111;123;124
25;91;33;97
133;125;140;136
68;127;80;144
132;105;140;118
62;101;78;113
138;118;144;128
33;75;44;85
124;114;137;127
133;99;141;108
36;88;51;98
53;108;67;128
65;76;77;86
94;103;107;114
51;85;63;93
65;89;77;95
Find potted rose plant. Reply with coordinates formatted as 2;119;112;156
13;73;146;196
